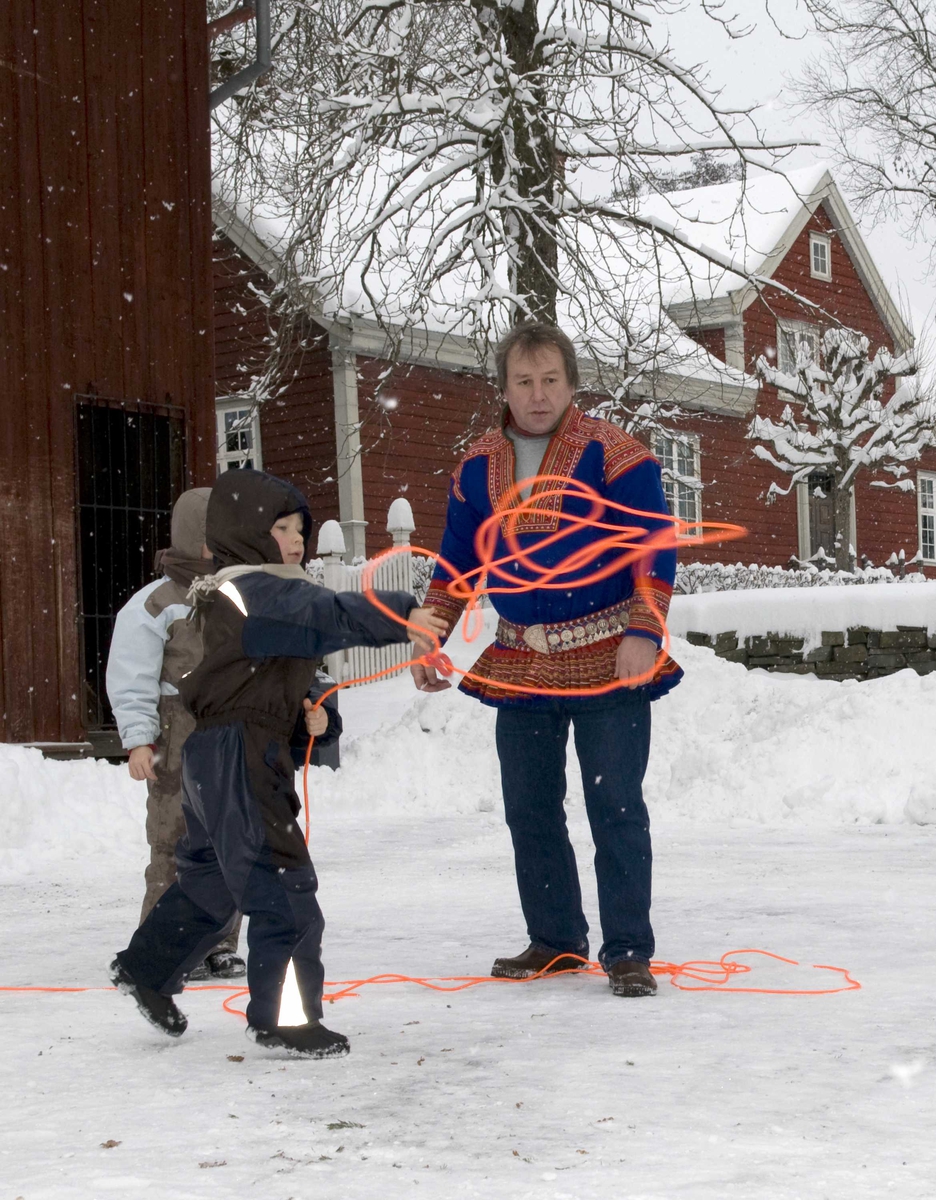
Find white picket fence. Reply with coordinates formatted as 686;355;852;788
313;499;418;687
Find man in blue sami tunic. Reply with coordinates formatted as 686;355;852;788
413;323;682;997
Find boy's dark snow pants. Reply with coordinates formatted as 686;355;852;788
118;719;325;1031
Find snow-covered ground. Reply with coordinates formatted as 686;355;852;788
2;625;936;1197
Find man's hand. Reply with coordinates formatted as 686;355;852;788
616;635;659;689
128;745;157;782
408;606;453;691
407;606;449;657
303;698;329;738
410;658;453;693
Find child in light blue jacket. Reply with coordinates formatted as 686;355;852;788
106;487;245;979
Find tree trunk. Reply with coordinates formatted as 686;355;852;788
832;479;854;572
478;0;559;325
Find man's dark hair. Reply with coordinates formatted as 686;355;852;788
494;323;579;392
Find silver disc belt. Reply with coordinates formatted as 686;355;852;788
495;600;630;654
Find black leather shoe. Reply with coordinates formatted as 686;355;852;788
247;1022;350;1058
607;960;657;997
491;943;586;979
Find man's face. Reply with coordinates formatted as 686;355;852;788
270;511;306;564
503;344;575;436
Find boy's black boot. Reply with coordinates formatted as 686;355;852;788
110;956;188;1037
246;1021;350;1058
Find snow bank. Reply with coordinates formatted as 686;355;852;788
669;581;936;650
5;612;936;876
653;641;936;826
0;744;145;877
308;637;936;828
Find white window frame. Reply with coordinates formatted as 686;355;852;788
216;399;262;473
809;232;832;281
653;432;702;538
776;320;821;376
918;471;936;564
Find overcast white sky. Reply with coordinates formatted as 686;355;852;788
658;0;935;354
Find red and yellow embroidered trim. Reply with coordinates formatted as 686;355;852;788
451;460;467;504
465;407;657;536
505;428;589;534
423;584;466;638
625;576;673;642
459;637;681;703
587;420;654;483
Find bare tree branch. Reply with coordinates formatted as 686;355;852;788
796;0;936;236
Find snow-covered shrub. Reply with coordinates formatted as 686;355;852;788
318;552;922;598
675;560;925;594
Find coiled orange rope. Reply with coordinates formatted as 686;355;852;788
281;483;860;1002
301;474;748;839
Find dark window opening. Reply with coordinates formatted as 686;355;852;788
75;396;186;731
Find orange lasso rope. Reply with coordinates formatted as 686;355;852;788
0;949;860;1019
283;483;859;1000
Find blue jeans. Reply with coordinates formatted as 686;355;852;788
495;691;654;968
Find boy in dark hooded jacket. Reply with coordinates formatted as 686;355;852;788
111;469;445;1058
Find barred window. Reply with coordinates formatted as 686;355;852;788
654;433;702;536
919;472;936;563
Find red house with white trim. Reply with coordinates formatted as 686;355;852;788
642;165;934;570
211;166;936;573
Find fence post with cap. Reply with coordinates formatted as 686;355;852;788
317;520;348;680
386;497;415;596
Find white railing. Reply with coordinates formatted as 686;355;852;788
311;499;418;687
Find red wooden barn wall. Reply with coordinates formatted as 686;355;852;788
0;0;215;744
685;326;726;364
213;232;339;530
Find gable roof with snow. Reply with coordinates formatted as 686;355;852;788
640;165;913;353
211;188;759;417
